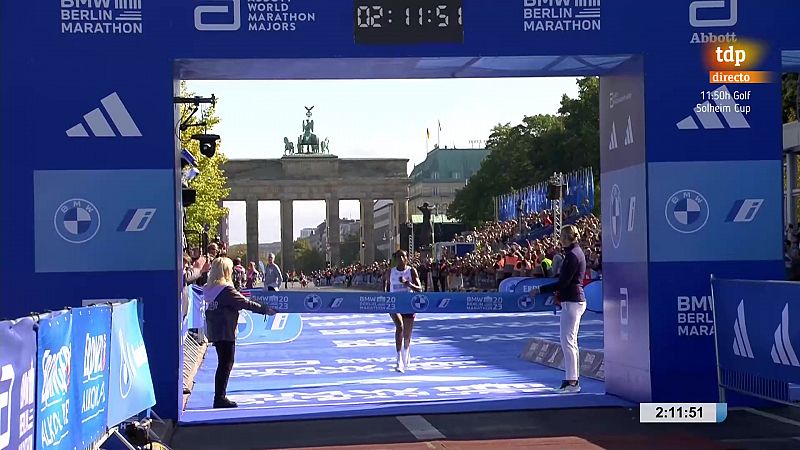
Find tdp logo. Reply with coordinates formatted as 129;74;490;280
726;199;763;223
117;208;156;232
690;0;738;28
716;45;746;67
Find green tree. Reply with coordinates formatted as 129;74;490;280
784;73;799;123
340;234;360;266
293;239;326;273
180;81;231;236
448;77;599;225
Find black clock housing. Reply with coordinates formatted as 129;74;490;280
354;1;464;45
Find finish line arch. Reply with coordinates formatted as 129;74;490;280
2;0;798;421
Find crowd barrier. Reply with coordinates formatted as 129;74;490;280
499;277;603;314
711;277;800;405
0;300;156;450
498;167;595;222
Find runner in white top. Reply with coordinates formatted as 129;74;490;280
384;249;423;373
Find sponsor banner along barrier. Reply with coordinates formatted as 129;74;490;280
520;337;605;381
30;302;151;450
243;290;558;314
500;278;603;314
0;317;37;450
36;311;74;450
71;305;111;447
711;277;800;404
107;299;155;427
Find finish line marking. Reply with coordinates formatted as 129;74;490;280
396;415;446;441
740;408;800;429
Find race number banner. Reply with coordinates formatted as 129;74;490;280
0;317;36;450
246;290;558;314
70;306;111;447
36;311;74;450
107;300;155;427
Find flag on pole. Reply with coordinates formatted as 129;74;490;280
438;120;442;131
426;128;430;139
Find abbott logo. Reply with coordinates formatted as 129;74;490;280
66;92;141;137
732;299;754;359
195;0;241;31
771;304;799;367
690;0;738;28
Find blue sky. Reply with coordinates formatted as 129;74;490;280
186;77;579;244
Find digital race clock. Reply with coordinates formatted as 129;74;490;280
354;1;463;45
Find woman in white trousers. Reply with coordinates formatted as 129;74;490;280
529;225;587;393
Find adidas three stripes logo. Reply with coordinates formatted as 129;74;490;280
66;92;142;137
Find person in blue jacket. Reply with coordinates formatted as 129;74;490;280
529;225;587;393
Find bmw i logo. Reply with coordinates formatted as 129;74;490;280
517;295;534;311
665;189;709;234
54;198;100;243
610;184;622;248
304;294;322;311
411;294;429;312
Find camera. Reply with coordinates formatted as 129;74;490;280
191;133;220;158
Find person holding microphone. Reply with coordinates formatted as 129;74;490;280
528;225;587;393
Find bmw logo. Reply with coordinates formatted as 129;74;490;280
304;294;322;311
665;189;709;234
411;294;429;312
236;310;254;340
610;184;622;248
517;295;534;311
54;198;100;243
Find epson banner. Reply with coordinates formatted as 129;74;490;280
0;317;36;450
107;300;155;426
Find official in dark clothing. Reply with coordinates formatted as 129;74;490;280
529;225;587;393
205;257;276;408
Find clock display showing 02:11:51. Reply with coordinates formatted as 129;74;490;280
354;1;464;44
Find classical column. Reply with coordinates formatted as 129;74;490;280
393;196;408;251
245;198;259;264
360;198;375;264
280;199;294;271
326;196;340;265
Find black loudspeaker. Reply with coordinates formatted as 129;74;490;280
182;188;197;207
547;183;565;201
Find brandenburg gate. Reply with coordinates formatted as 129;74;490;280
223;107;409;269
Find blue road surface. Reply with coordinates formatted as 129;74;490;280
182;309;619;424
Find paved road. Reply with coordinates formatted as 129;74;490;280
170;406;800;450
172;285;800;449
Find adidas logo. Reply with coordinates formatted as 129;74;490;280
608;116;634;150
66;92;142;137
771;304;799;367
676;85;750;130
732;299;754;359
623;116;634;146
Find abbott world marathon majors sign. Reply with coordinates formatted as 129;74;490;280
2;0;798;419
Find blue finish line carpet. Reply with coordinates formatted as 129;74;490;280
181;310;627;424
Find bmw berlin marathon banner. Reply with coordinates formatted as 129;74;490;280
70;306;111;448
107;300;155;427
0;318;36;450
245;290;559;314
36;311;74;450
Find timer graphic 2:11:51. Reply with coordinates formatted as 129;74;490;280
354;1;464;45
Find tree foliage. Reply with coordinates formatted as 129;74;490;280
784;73;799;123
448;77;599;225
293;239;326;273
180;81;231;236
